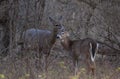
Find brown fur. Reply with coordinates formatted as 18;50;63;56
57;31;98;75
19;17;64;56
18;17;65;76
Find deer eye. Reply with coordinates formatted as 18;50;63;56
55;24;59;26
61;32;64;34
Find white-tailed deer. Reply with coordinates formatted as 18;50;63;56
18;17;65;73
57;31;99;75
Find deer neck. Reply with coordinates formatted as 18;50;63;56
50;28;58;45
61;37;71;50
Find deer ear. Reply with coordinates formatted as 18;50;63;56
60;25;65;31
49;17;55;23
49;17;59;26
49;17;65;31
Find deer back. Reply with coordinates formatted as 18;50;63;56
20;17;65;51
70;39;91;58
22;28;52;50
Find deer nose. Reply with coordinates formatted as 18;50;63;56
56;34;62;39
56;35;60;39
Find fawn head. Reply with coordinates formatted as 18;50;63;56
49;17;69;40
57;31;70;42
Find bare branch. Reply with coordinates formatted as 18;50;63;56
77;0;97;9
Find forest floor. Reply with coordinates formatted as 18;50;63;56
0;49;120;79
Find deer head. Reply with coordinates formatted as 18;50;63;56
49;17;64;30
49;17;65;33
56;30;71;50
56;29;99;75
57;31;70;41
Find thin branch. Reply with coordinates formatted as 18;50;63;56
77;0;97;9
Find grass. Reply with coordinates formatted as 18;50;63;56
0;50;119;79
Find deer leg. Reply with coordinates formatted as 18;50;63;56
75;61;78;75
73;59;78;75
86;59;90;75
44;50;50;79
89;61;96;79
42;50;49;71
35;49;43;71
90;61;96;76
85;54;90;75
42;54;47;71
73;59;76;75
86;58;96;77
45;55;48;72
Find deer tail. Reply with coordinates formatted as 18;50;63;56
89;43;99;62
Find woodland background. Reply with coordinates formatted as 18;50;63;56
0;0;120;79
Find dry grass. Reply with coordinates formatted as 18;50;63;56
0;50;120;79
